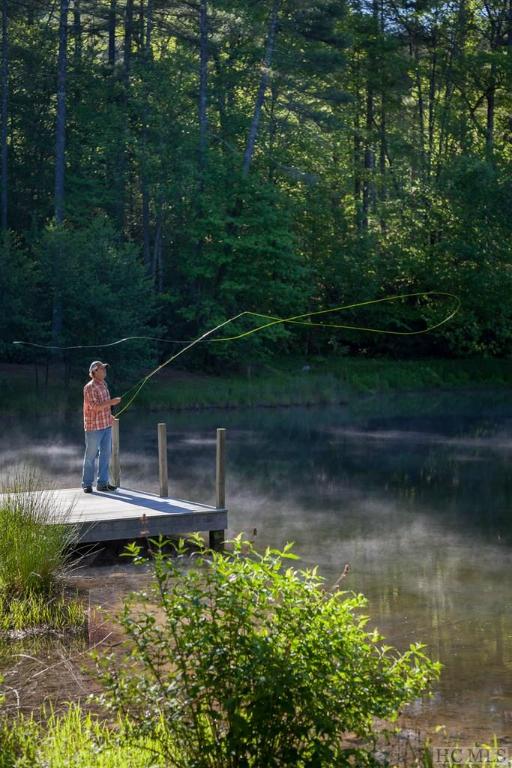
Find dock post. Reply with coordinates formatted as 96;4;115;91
158;422;169;498
111;417;120;488
210;428;226;549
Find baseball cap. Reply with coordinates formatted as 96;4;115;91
89;360;109;375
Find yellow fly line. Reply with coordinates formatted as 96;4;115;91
13;290;461;418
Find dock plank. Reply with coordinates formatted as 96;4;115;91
0;487;227;544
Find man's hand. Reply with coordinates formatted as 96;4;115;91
111;397;122;406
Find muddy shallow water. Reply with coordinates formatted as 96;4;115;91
1;388;512;743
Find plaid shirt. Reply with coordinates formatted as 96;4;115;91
83;378;113;431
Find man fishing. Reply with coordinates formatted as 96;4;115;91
82;361;122;493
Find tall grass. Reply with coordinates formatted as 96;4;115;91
0;705;505;768
0;705;168;768
0;591;85;633
0;467;78;598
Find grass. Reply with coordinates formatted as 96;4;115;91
135;368;344;410
132;356;512;411
1;357;512;415
0;468;77;596
0;705;168;768
0;591;85;634
0;705;506;768
0;468;85;632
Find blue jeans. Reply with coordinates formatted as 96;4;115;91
82;427;112;488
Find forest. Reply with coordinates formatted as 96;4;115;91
1;0;511;377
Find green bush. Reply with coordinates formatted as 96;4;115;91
96;535;441;767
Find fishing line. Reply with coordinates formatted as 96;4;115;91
11;335;190;350
12;291;461;417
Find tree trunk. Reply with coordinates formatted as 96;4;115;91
486;76;495;158
362;0;379;230
152;205;163;292
427;45;437;176
198;0;208;179
379;96;387;234
485;14;497;161
1;0;8;231
352;49;363;231
378;0;387;233
73;0;82;68
267;80;278;182
414;39;426;176
212;51;227;140
53;0;70;345
124;0;133;79
354;120;363;231
115;0;133;234
108;0;116;67
55;0;69;226
145;0;153;54
136;0;144;52
141;0;153;272
362;84;375;231
242;0;280;177
437;0;466;174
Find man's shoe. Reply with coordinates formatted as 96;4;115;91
83;486;93;493
96;484;117;492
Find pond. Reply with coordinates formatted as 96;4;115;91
1;388;512;743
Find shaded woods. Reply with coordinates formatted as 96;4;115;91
1;0;511;376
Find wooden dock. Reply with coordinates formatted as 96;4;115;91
37;486;227;545
3;421;228;547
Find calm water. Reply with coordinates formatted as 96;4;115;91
2;389;512;742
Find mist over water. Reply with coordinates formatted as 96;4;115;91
1;388;512;740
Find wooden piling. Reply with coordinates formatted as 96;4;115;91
158;422;169;498
111;417;120;487
211;427;226;550
216;427;226;509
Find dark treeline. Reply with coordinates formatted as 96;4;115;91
1;0;511;376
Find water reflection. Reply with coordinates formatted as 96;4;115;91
1;389;512;740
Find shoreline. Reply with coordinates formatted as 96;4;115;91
1;357;511;415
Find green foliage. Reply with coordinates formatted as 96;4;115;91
0;467;78;599
0;705;167;768
0;234;41;359
0;705;506;768
0;591;85;633
33;216;160;379
2;0;512;373
96;535;441;767
164;171;311;367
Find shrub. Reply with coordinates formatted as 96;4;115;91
96;535;441;767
